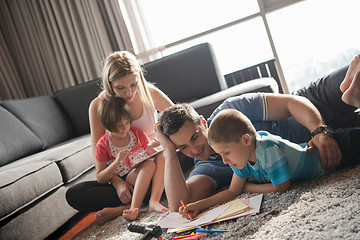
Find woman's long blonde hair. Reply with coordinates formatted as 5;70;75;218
101;51;157;123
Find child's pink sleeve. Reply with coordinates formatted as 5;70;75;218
132;128;150;149
95;134;110;161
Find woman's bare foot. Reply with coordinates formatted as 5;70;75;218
340;54;360;92
122;208;140;221
147;200;169;213
95;205;128;225
342;71;360;108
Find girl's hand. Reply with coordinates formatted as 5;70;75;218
179;202;201;220
145;138;161;155
116;150;131;164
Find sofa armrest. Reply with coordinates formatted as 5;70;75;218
189;77;279;118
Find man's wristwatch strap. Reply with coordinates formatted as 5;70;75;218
311;125;334;138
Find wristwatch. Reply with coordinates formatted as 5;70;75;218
311;125;334;138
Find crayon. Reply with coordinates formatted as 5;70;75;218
180;200;193;221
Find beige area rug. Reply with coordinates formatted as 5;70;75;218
75;164;360;240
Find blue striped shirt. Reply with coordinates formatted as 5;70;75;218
231;131;335;185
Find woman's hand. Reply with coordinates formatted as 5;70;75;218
112;177;133;204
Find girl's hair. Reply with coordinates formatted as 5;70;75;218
98;96;132;133
208;109;256;145
101;51;157;124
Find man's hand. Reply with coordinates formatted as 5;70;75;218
307;133;341;170
155;122;177;152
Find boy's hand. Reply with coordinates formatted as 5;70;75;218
179;202;201;220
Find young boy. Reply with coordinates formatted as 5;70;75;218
179;109;360;219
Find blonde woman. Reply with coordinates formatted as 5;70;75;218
66;51;173;225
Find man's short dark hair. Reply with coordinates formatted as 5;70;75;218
159;103;201;136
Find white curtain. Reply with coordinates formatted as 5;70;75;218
118;0;163;64
0;0;133;100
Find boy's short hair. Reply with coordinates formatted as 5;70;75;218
98;96;132;133
159;103;201;136
208;109;256;145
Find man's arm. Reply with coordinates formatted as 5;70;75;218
265;93;322;129
265;93;341;169
155;122;191;211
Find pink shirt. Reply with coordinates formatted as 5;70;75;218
96;127;150;177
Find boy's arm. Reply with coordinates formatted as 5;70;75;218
180;174;247;219
244;180;291;193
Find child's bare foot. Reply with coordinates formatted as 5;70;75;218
147;200;169;213
95;206;128;225
340;54;360;92
342;71;360;108
122;208;140;221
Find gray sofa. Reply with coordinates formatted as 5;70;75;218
0;80;101;240
0;42;278;239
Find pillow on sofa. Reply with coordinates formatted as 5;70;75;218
143;43;227;103
55;78;101;136
0;106;43;167
1;96;74;149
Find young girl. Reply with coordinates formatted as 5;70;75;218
66;51;173;225
96;96;161;220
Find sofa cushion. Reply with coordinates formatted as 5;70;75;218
48;135;93;183
0;186;77;240
54;78;101;137
0;106;43;167
1;96;74;149
0;159;63;221
143;43;227;103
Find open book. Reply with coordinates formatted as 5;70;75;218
157;194;263;233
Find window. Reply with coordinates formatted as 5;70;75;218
267;0;360;92
162;17;273;76
139;0;259;46
132;0;360;93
